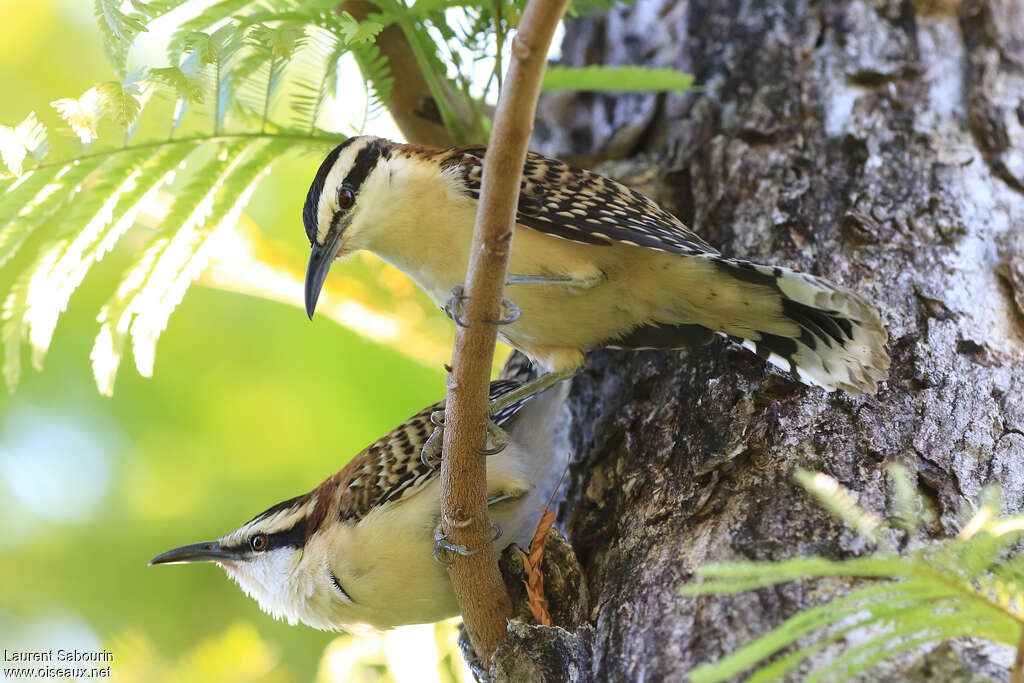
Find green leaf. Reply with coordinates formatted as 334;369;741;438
19;144;198;369
687;581;935;683
886;463;929;532
542;65;694;93
235;23;308;129
0;167;64;228
336;11;385;44
0;112;49;177
181;30;216;66
681;555;914;596
0;156;108;269
92;138;288;394
685;467;1024;682
2;242;61;392
95;0;148;42
795;469;889;545
148;66;206;104
289;28;347;133
351;40;395;118
167;0;258;61
94;0;149;73
51;88;106;144
97;76;147;130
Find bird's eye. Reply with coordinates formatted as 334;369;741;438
250;534;268;552
337;186;355;210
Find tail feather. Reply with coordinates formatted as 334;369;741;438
706;256;890;395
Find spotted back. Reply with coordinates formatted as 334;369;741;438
431;146;717;256
318;376;536;524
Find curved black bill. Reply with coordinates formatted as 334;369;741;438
148;541;237;566
304;232;344;320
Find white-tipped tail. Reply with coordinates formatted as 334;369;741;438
705;256;890;394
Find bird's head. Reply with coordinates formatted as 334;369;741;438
149;492;357;630
302;135;394;320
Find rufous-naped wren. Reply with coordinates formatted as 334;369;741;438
150;353;569;631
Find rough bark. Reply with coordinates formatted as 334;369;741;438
490;0;1024;680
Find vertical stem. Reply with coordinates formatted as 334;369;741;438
438;0;569;665
492;0;504;94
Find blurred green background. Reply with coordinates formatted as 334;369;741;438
0;1;470;680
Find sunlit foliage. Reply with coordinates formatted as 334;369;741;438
683;465;1024;682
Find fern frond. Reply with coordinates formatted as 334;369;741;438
91;140;249;394
0;156;109;269
91;138;289;394
288;26;347;133
139;0;196;19
96;71;150;131
51;87;106;144
0;167;65;228
234;23;307;131
334;10;385;44
167;0;262;62
681;555;917;596
3;242;59;392
95;0;149;74
886;462;931;532
795;469;890;545
688;579;946;683
14;144;198;377
0;112;49;177
152;54;205;135
810;617;1007;682
742;591;978;683
683;466;1024;682
175;25;247;134
351;40;395;119
148;66;206;104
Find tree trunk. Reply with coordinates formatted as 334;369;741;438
489;0;1024;679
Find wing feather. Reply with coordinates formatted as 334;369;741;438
335;377;536;521
437;146;717;256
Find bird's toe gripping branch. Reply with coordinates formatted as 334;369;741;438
420;410;509;467
432;517;503;566
443;284;471;327
443;283;522;327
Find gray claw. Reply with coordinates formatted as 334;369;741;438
420;410;446;467
421;428;443;467
476;420;508;456
483;296;521;325
443;284;471;327
491;522;502;541
432;538;481;565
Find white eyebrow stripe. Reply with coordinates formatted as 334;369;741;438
316;137;373;242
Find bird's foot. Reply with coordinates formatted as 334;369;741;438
443;283;521;327
419;410;508;466
431;515;500;565
477;420;508;456
483;297;521;325
420;410;447;467
432;527;479;565
443;284;470;327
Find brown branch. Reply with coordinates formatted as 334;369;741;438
338;1;483;146
438;0;571;664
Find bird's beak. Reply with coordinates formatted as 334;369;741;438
304;231;344;320
149;541;239;566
